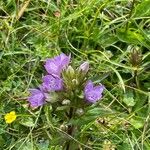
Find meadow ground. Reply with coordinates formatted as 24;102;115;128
0;0;150;149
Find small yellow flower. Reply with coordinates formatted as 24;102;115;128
4;111;17;124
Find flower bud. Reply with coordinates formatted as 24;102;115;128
105;50;113;58
75;108;84;116
78;61;89;74
72;79;79;86
62;99;71;105
129;48;142;67
60;124;68;131
66;66;75;78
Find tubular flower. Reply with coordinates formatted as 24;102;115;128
4;111;17;124
44;53;70;77
42;75;63;92
28;88;46;107
78;61;89;74
84;80;104;103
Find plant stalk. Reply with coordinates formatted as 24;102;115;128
125;0;136;31
66;107;74;150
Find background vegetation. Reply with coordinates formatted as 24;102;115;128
0;0;150;149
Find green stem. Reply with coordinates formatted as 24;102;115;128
134;70;140;89
125;0;136;31
66;107;74;150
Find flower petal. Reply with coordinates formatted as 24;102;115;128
28;88;46;107
85;91;102;103
44;53;70;77
42;75;63;92
94;85;105;94
44;59;61;76
84;80;93;92
84;80;104;103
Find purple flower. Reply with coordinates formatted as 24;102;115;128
28;88;46;107
42;75;63;92
84;80;104;103
44;53;70;77
78;61;89;74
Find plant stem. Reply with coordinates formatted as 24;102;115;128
125;0;136;31
134;69;140;89
66;107;74;150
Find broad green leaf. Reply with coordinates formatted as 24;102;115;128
20;117;35;127
86;107;113;116
117;29;145;45
71;107;114;125
130;118;144;129
123;92;136;107
37;140;49;150
118;142;132;150
123;97;135;107
16;141;34;150
134;0;150;17
0;128;5;134
99;34;118;48
0;136;5;148
56;106;69;111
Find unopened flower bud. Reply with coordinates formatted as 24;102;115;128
66;66;75;78
75;108;84;116
72;79;78;86
62;99;71;105
129;48;142;67
105;50;113;58
60;124;68;131
78;61;89;74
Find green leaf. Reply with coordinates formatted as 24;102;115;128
0;136;5;148
134;0;150;17
117;28;145;45
20;117;35;127
0;128;5;134
118;142;132;150
16;141;34;150
56;106;69;111
37;140;49;150
99;34;118;48
71;107;114;125
123;92;136;107
86;107;112;116
130;118;144;129
109;66;125;93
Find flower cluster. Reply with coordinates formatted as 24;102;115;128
28;53;104;107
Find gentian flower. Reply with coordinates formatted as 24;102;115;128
44;53;70;77
78;61;89;74
42;75;63;92
84;80;104;103
28;88;46;107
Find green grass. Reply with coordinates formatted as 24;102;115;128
0;0;150;149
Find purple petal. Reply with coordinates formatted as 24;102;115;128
59;53;71;68
54;53;70;69
84;80;93;93
94;85;105;94
42;75;63;92
44;59;61;77
84;80;104;103
44;53;70;77
85;91;102;103
28;88;46;107
29;89;41;95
